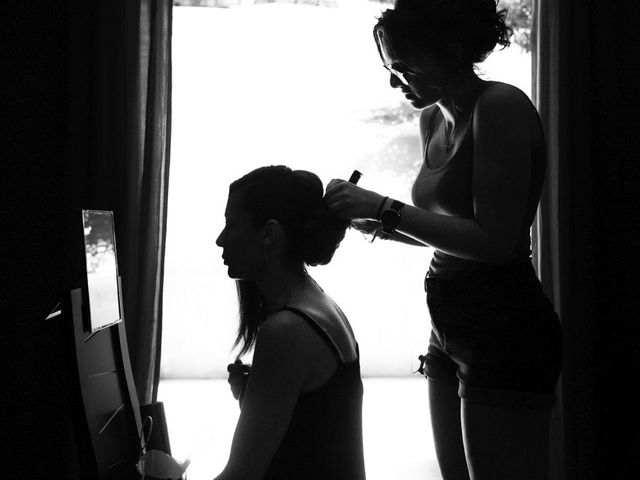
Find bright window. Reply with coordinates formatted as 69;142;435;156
160;1;533;477
161;0;532;379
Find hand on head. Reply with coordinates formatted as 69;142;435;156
324;179;385;221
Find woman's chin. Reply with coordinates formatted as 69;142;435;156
225;266;239;279
405;90;441;109
406;96;428;109
227;269;252;282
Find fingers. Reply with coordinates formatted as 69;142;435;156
325;177;378;220
325;199;352;217
325;179;355;217
325;178;346;192
227;361;251;374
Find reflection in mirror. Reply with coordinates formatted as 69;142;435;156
82;209;122;332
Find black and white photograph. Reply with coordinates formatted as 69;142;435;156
3;1;639;479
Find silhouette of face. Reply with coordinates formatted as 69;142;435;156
375;27;448;109
216;192;264;280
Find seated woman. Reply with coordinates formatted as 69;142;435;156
213;165;366;480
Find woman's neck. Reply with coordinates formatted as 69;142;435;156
437;71;485;130
256;267;314;314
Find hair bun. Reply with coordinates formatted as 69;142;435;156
293;204;349;266
288;171;349;266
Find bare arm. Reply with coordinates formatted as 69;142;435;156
214;312;327;480
326;84;535;264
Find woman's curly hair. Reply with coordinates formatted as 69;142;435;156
374;0;512;72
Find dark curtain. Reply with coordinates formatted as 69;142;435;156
531;1;564;479
67;0;172;405
3;1;171;476
533;1;640;479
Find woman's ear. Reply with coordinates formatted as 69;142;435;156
263;219;281;246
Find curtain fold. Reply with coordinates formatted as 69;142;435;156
129;0;173;406
531;1;565;479
533;1;594;479
67;0;172;406
532;1;640;479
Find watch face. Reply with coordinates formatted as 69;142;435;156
381;209;400;231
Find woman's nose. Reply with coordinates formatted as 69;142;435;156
215;231;223;247
389;73;403;89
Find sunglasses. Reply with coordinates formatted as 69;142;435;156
382;61;414;86
375;28;420;87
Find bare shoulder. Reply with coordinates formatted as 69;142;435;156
289;288;358;362
475;82;537;119
257;309;331;357
257;310;305;345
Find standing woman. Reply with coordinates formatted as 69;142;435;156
214;166;366;480
325;1;562;479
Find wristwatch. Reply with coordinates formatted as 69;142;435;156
379;200;405;239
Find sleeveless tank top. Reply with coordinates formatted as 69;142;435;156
263;306;366;480
411;82;547;277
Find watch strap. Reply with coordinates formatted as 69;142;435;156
375;196;389;221
388;200;405;213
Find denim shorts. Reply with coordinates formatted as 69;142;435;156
422;262;563;408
